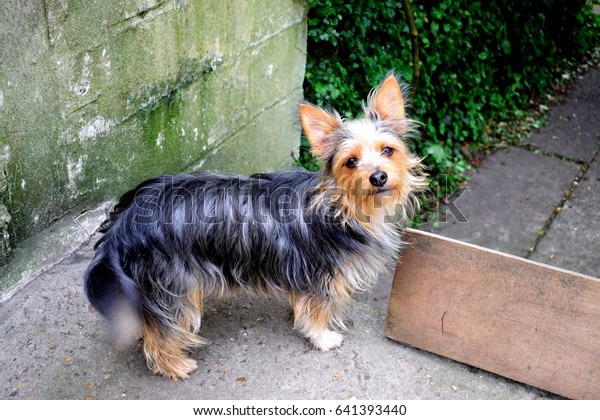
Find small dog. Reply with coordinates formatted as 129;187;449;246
84;73;427;380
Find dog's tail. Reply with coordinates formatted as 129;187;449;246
84;237;142;345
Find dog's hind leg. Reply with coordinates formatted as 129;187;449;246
290;293;344;351
141;288;206;380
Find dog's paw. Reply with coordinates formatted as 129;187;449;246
312;329;343;351
151;356;198;381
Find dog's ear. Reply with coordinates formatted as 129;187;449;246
299;103;341;161
369;74;406;123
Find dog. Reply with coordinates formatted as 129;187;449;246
84;72;427;380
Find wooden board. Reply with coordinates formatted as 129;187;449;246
385;229;600;400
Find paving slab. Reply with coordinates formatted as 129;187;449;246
525;67;600;163
429;147;580;257
0;235;554;400
531;156;600;278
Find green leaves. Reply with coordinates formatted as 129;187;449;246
426;143;447;164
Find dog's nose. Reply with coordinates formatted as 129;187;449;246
369;171;388;187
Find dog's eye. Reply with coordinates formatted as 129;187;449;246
345;158;358;169
382;147;395;157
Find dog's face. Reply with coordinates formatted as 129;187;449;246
300;74;427;224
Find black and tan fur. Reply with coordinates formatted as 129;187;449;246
84;73;427;380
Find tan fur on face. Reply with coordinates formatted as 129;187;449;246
302;73;428;231
330;124;426;228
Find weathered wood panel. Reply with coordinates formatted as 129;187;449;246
385;229;600;399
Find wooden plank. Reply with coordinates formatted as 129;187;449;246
385;229;600;400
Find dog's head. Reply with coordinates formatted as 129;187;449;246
300;73;428;226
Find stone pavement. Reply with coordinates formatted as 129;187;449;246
428;65;600;279
2;66;598;400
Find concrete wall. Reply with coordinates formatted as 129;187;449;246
0;0;307;258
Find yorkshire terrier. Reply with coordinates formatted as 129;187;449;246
84;72;427;380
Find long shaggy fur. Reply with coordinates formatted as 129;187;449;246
87;171;398;309
84;72;427;380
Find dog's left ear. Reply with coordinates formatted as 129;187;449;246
370;74;406;123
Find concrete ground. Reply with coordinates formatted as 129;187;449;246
1;65;598;400
0;237;551;400
427;65;600;278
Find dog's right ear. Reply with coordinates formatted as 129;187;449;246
299;103;341;161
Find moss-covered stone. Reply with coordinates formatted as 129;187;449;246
0;205;9;265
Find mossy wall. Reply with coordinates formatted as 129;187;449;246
0;0;308;253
